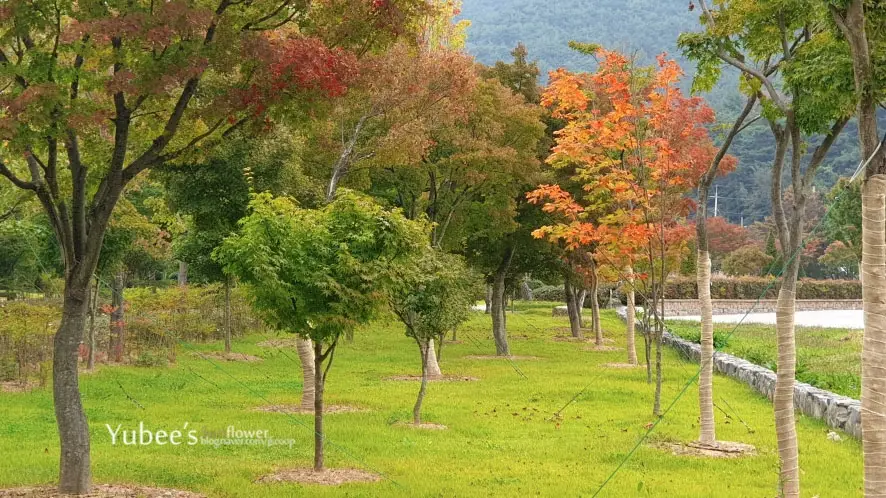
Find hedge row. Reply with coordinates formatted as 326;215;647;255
532;276;861;303
661;276;861;300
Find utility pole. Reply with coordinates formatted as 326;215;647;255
740;215;744;228
713;185;719;218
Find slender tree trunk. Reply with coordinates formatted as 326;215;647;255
297;338;316;411
589;261;602;346
862;175;886;497
697;248;716;443
775;255;801;498
86;277;99;371
223;278;232;354
109;273;124;363
414;339;430;425
491;248;514;355
313;341;325;472
653;322;663;416
564;280;583;339
177;261;188;287
644;329;652;384
425;338;442;379
55;285;91;493
484;284;492;314
625;266;638;365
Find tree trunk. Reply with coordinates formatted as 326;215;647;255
414;339;430;425
491;248;514;356
625;266;638;365
297;338;316;411
589;262;602;346
177;261;188;287
644;319;652;384
86;277;99;371
223;278;232;354
775;254;802;498
697;248;716;443
313;341;325;472
484;284;492;314
55;285;92;494
564;280;583;339
577;288;587;326
832;5;886;495
653;313;663;416
109;273;124;363
862;175;886;497
425;338;442;379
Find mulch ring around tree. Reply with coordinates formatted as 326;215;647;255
0;484;205;497
384;374;479;382
583;344;622;352
393;421;448;430
255;468;381;486
254;404;368;415
0;380;40;393
192;351;263;362
652;440;757;458
600;362;642;369
462;355;541;361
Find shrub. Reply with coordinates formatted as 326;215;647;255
721;246;774;276
532;285;563;301
0;302;57;383
125;284;266;361
133;350;169;368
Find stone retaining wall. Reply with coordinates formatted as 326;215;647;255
615;308;861;438
662;299;863;316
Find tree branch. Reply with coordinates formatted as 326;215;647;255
0;161;37;190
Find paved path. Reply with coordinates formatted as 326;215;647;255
667;309;864;329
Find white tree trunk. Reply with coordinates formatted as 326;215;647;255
775;282;799;497
697;249;716;443
862;175;886;497
296;338;315;411
425;338;442;379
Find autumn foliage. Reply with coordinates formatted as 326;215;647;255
528;48;729;274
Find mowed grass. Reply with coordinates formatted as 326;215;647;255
0;303;863;497
667;319;861;399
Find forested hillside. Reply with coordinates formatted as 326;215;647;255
460;0;864;224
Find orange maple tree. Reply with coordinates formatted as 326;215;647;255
528;48;726;280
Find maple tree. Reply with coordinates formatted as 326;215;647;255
217;192;427;472
369;60;546;355
0;0;431;493
528;48;718;410
388;249;477;425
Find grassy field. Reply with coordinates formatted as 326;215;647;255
0;303;863;497
667;319;861;399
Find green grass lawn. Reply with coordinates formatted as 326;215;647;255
0;303;863;497
666;319;861;399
